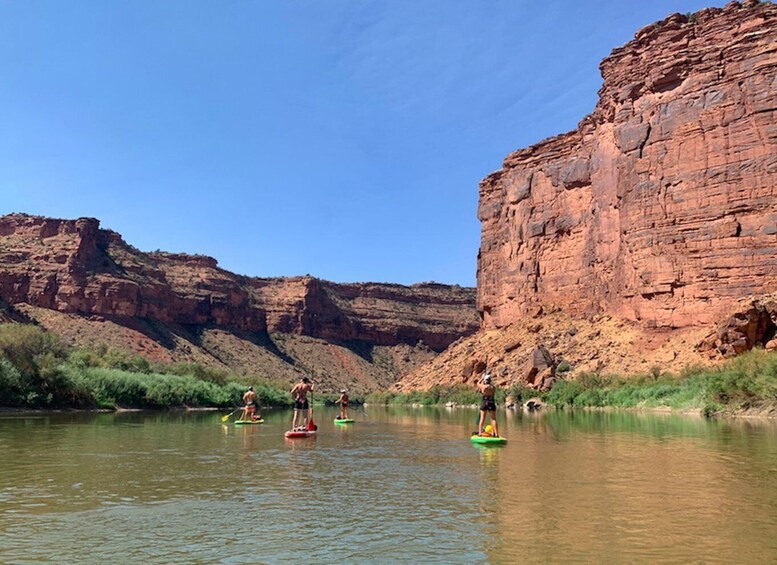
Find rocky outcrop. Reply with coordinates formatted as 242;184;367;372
0;214;267;332
478;1;777;330
251;277;475;351
0;213;478;391
699;293;777;357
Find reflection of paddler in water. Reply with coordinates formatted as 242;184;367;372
475;373;500;438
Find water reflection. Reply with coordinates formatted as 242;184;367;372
0;408;776;563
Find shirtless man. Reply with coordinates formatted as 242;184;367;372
476;373;499;437
290;376;313;431
241;386;260;421
335;389;349;420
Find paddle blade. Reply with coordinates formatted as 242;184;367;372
221;414;230;422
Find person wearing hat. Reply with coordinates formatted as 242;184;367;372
241;386;261;421
476;373;499;437
335;389;350;420
290;376;313;431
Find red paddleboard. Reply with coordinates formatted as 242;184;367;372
284;430;317;438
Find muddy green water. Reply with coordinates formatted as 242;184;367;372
1;407;777;563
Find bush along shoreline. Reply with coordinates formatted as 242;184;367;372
0;324;294;410
504;348;777;417
367;349;777;418
3;322;775;416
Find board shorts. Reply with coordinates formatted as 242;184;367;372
480;398;496;411
294;399;309;410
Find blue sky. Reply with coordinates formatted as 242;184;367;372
0;0;722;286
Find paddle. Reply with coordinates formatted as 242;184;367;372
307;393;317;431
221;407;241;423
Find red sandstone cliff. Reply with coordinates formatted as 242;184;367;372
398;2;777;392
0;213;478;392
477;1;776;330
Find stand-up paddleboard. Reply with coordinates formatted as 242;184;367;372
284;429;317;438
334;418;355;424
234;419;264;425
470;434;507;445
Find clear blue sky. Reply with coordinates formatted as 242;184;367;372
0;0;722;286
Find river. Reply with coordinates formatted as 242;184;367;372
1;407;776;563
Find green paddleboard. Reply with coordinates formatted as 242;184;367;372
334;418;355;424
470;435;506;445
234;419;264;425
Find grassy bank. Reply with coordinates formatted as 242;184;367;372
0;324;293;409
366;385;507;406
367;350;777;417
506;348;777;416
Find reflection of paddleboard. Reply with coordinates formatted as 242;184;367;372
285;430;317;438
234;419;264;425
334;418;355;424
470;435;507;445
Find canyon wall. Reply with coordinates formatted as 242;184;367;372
477;1;777;330
0;214;478;351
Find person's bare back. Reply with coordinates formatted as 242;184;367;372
291;382;311;402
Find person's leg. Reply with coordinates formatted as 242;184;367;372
490;410;499;437
301;409;308;429
478;410;486;435
292;408;299;430
344;405;349;419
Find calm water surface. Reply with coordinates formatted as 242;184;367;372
1;407;777;563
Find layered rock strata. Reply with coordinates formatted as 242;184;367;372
0;213;478;390
478;1;777;330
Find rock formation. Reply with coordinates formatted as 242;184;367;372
699;292;777;357
0;213;479;392
477;1;777;330
398;2;777;392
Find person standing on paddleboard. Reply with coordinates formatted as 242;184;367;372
291;376;313;431
242;386;260;422
335;389;349;420
476;373;499;438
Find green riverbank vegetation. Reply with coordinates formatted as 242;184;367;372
0;324;294;410
368;349;777;417
366;385;508;406
510;348;777;416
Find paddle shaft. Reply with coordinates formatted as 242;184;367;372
221;407;242;422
